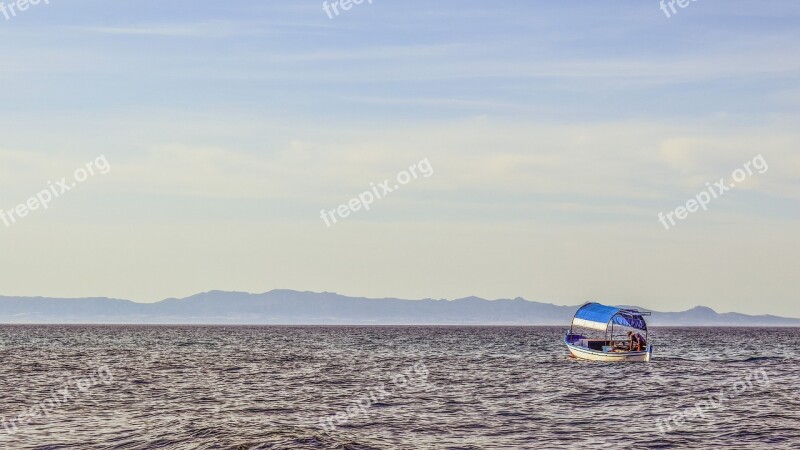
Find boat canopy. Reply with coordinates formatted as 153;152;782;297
571;302;648;332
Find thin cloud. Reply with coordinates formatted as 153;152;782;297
74;22;264;38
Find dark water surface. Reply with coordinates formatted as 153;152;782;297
0;326;798;449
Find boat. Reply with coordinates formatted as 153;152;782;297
564;302;653;362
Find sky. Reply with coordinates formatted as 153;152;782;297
0;1;798;316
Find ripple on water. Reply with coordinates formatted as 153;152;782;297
0;326;797;449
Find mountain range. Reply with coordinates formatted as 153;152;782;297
0;290;797;326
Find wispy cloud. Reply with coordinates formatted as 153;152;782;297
73;21;265;38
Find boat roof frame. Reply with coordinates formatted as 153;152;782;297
569;302;650;334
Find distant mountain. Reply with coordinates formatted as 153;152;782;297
0;290;797;326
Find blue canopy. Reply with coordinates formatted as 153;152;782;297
571;302;648;332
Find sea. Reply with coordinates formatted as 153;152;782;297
0;326;797;449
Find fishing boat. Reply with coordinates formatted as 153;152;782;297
564;302;653;362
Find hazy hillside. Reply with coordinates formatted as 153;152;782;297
0;291;797;326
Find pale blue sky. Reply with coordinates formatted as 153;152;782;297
1;1;798;316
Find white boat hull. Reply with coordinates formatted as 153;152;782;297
566;343;653;362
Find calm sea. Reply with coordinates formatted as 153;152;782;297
0;326;797;449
